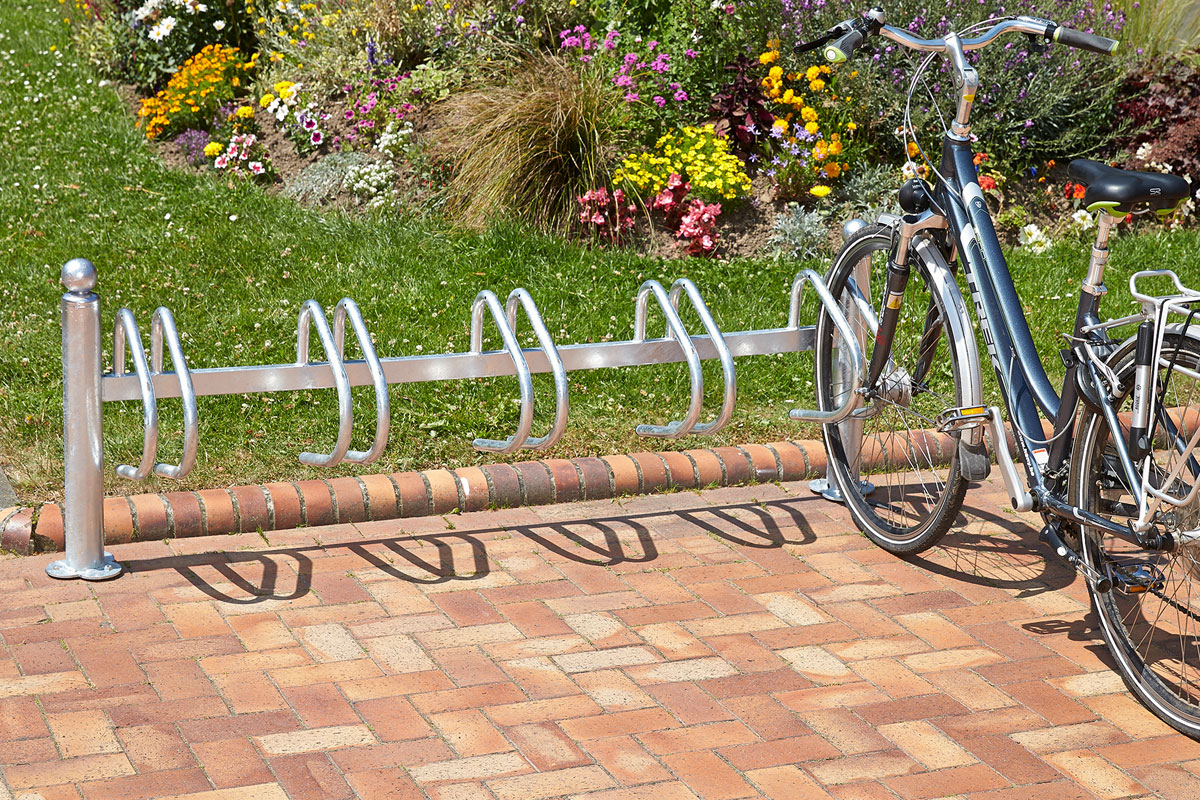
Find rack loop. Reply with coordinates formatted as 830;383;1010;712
149;307;199;479
787;269;866;424
296;300;353;467
469;290;536;453
112;308;159;480
332;298;390;465
632;279;706;438
667;278;736;435
503;288;569;450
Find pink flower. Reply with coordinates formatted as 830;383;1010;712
311;131;323;145
592;212;606;225
653;95;666;107
624;92;639;102
214;155;228;169
249;161;265;174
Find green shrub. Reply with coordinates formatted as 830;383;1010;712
436;54;627;232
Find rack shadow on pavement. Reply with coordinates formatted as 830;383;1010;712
115;496;823;605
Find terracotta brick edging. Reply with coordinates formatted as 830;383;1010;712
2;429;979;556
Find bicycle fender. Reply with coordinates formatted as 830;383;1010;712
911;237;990;477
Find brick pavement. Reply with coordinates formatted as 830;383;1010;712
0;474;1196;799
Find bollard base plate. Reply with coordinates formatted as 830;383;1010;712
809;477;875;504
46;553;123;581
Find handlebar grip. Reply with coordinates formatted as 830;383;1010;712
1053;26;1119;55
824;27;864;63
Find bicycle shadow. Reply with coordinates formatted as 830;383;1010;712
121;497;820;605
893;488;1079;596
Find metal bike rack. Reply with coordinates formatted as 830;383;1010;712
633;278;736;438
50;257;866;581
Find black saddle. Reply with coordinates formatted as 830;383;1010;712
1068;159;1190;215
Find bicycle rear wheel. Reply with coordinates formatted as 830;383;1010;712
1073;332;1200;737
814;224;969;555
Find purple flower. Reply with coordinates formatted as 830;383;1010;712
311;131;323;145
624;92;639;102
685;48;697;58
653;95;666;107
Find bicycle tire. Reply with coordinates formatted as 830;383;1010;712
1073;332;1200;738
814;224;969;555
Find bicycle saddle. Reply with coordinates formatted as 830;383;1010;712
1068;159;1191;215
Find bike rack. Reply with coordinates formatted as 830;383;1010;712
469;288;569;453
633;279;736;438
49;257;868;581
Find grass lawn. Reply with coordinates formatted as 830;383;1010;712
3;0;1199;503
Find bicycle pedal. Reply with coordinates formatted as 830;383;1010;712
1111;562;1166;595
936;405;989;433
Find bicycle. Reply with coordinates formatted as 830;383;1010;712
794;8;1200;736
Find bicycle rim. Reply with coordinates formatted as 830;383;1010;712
1076;334;1200;736
815;225;967;555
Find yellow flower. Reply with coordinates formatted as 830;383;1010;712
906;141;920;158
810;185;832;198
772;118;788;132
846;121;857;131
801;106;817;122
204;141;223;157
825;162;841;178
782;89;794;104
809;78;826;92
805;66;820;81
260;93;275;107
769;66;783;80
804;121;819;135
759;50;778;65
829;140;843;156
235;106;255;119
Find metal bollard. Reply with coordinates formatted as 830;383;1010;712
47;259;122;581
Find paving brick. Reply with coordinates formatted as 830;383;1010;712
661;750;757;800
45;710;121;758
1044;749;1147;799
116;724;195;771
189;738;280;789
270;752;354;800
559;708;679;740
5;753;136;789
429;709;511;757
408;752;530;783
505;721;589;770
346;767;424;800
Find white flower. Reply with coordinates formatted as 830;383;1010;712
1070;209;1094;231
901;160;918;180
134;0;161;21
1018;223;1051;254
249;161;265;175
1135;142;1153;163
148;16;177;41
213;19;226;30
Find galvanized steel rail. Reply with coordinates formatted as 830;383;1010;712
49;259;865;581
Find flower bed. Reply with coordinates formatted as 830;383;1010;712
64;0;1199;258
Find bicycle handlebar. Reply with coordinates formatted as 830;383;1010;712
1052;25;1119;55
796;8;1119;62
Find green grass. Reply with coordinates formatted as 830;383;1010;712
3;0;1200;504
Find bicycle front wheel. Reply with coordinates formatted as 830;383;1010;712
814;224;969;555
1073;332;1200;738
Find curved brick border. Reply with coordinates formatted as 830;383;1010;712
0;432;949;556
21;400;1176;556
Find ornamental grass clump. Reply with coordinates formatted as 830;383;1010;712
137;44;255;139
614;124;751;204
437;55;623;233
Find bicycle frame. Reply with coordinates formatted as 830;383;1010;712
902;132;1184;551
